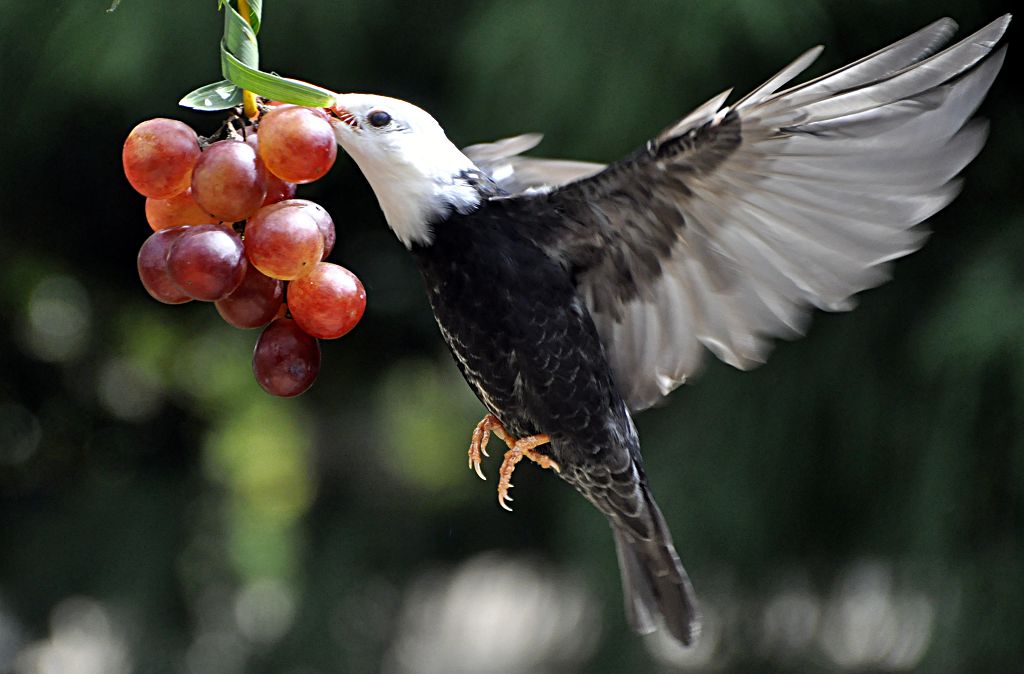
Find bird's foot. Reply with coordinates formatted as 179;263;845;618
497;434;558;512
467;415;558;510
468;414;511;481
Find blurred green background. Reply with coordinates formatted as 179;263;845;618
1;1;1021;672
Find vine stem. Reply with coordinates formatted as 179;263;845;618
237;0;259;119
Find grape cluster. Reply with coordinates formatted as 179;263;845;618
123;107;366;397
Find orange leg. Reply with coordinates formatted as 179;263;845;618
467;414;559;511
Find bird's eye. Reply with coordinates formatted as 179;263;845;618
367;110;392;128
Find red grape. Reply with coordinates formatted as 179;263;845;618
243;132;298;206
145;188;217;231
137;227;192;304
191;140;267;221
257;106;337;183
166;224;247;301
262;199;336;259
215;265;284;328
244;205;324;280
262;172;297;206
123;119;200;198
287;262;366;339
252;318;321;397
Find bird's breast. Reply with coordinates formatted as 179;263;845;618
410;206;626;447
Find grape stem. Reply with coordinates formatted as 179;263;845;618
198;110;246;148
237;0;259;119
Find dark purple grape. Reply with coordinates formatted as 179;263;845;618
215;265;284;328
252;318;321;396
138;227;192;304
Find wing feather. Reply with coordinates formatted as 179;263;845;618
735;18;959;110
521;15;1009;410
463;133;604;193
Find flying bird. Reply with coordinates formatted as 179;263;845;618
326;15;1010;646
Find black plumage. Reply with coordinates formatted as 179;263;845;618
411;197;700;643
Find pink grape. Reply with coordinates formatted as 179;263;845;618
123;119;200;198
191;140;266;221
244;205;324;280
243;132;298;206
287;262;366;339
257;106;337;183
262;199;336;259
145;188;217;231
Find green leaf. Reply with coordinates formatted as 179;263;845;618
223;4;259;68
220;45;335;107
180;0;333;112
179;79;244;111
245;0;262;35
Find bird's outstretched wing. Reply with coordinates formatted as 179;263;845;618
508;15;1009;411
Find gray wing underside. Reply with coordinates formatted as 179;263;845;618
463;134;605;193
468;15;1010;413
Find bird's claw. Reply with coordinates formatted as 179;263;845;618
497;434;556;512
467;415;556;510
468;414;507;481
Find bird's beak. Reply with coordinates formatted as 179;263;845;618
327;97;359;132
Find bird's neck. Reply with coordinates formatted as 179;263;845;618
356;146;483;249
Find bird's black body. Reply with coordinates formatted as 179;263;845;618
412;198;627;469
411;196;700;643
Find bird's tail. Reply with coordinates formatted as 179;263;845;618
611;488;700;646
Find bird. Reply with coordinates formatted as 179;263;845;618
325;15;1010;646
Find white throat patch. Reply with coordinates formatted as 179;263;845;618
355;154;482;248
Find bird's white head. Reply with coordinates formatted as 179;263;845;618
327;93;481;248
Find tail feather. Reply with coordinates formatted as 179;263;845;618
611;490;700;646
